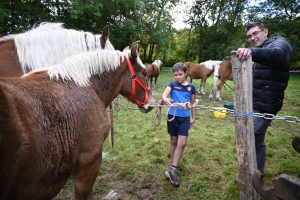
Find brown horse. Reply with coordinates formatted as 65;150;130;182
0;22;114;77
145;60;163;89
0;41;154;200
185;60;222;94
209;60;233;100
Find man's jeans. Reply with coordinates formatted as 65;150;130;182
254;109;274;174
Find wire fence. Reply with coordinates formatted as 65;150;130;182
110;97;300;125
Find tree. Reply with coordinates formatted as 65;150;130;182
247;0;300;67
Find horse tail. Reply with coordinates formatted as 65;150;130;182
213;64;220;99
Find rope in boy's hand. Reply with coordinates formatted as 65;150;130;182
153;100;197;124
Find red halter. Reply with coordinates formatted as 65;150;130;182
125;56;150;107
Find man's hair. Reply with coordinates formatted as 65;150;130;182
245;22;265;32
172;62;187;73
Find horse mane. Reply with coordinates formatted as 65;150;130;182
13;22;115;73
46;50;124;87
200;60;222;70
152;60;162;67
0;36;14;43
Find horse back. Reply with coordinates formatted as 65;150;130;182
0;73;109;199
185;62;213;79
218;61;232;80
0;38;23;77
145;63;159;79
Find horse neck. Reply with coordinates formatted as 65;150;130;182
0;38;24;77
91;61;128;107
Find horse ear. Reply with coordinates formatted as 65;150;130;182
100;25;110;49
131;40;140;60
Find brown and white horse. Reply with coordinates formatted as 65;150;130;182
0;22;115;77
185;60;222;94
209;60;232;100
0;41;154;200
145;59;163;89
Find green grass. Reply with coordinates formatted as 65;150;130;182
54;70;300;199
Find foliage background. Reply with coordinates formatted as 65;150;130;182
0;0;299;67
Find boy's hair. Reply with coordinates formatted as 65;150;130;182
245;22;265;32
172;62;187;73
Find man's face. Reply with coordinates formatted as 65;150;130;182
246;26;268;47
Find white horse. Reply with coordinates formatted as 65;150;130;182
197;60;222;94
209;61;233;101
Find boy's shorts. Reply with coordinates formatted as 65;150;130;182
167;115;190;136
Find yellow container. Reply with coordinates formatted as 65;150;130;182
213;107;227;118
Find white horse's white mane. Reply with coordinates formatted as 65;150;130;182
152;60;163;70
45;50;124;87
200;60;222;70
13;22;115;73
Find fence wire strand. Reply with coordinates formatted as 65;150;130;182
108;97;300;126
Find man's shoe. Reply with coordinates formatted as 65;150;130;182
165;168;180;187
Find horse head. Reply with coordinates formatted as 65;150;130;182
122;41;155;113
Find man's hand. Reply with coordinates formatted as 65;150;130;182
231;48;252;62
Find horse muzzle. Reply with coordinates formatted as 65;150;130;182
139;97;155;113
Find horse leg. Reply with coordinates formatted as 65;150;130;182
150;78;153;89
200;77;207;95
209;85;213;101
74;156;102;200
154;76;158;89
216;80;226;101
73;110;110;200
197;81;202;94
216;89;222;101
191;77;200;93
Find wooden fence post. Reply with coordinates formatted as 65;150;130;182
108;103;114;148
232;55;259;199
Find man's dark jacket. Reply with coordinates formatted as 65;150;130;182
250;36;292;114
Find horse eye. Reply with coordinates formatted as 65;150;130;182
142;71;147;77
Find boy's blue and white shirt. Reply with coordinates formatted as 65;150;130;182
167;81;196;117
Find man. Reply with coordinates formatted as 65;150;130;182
232;22;292;174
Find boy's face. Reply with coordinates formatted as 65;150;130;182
173;70;187;84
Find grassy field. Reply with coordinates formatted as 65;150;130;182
54;69;300;200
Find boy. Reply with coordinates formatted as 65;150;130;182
162;62;196;187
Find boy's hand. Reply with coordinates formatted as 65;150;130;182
163;98;173;105
190;119;195;128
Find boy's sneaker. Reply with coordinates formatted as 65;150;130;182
165;168;180;187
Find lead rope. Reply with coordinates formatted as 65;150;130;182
153;100;196;125
109;98;197;126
